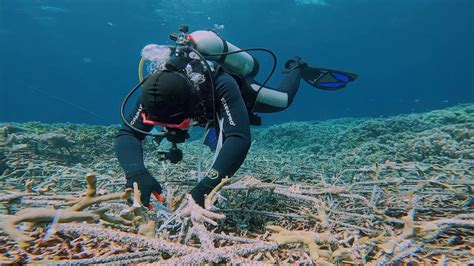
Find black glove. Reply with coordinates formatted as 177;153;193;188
190;175;222;207
126;169;163;207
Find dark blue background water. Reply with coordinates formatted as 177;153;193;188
1;0;473;126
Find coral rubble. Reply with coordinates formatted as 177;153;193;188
0;104;473;264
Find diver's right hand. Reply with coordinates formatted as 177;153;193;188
126;170;163;207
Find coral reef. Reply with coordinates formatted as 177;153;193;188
252;103;474;175
0;173;132;248
0;104;473;264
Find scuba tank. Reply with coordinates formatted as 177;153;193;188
188;30;260;79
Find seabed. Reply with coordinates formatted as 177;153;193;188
0;104;473;264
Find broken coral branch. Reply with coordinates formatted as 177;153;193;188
0;208;99;248
266;225;343;265
0;172;131;248
205;176;230;209
68;173;131;211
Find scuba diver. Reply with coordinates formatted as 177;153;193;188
115;25;357;208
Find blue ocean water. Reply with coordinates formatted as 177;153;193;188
1;0;473;126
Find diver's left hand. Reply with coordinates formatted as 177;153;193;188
190;182;212;208
190;175;221;207
177;194;225;225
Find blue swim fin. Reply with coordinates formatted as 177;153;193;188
302;66;358;90
283;57;358;90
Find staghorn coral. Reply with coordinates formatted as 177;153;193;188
0;150;7;175
0;104;473;264
251;103;474;174
205;176;230;209
0;127;16;147
1;160;473;264
32;132;76;154
0;173;131;248
266;225;349;265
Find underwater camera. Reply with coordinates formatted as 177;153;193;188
152;128;188;164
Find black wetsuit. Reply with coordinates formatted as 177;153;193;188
115;67;302;205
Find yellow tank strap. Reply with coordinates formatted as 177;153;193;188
138;57;145;82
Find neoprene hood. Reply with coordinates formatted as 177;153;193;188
141;71;194;124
